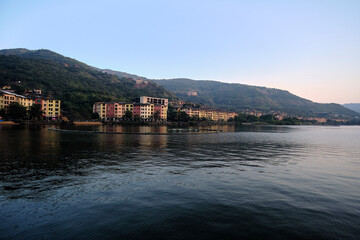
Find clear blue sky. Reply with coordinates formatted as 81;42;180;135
1;0;359;103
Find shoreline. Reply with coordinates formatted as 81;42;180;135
1;120;358;127
0;121;20;125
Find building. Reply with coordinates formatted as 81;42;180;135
182;106;237;121
187;91;197;96
32;98;61;119
0;90;61;119
139;96;168;106
133;103;154;119
0;90;36;112
93;102;106;119
93;96;168;121
154;104;167;120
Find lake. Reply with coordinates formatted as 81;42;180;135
0;125;359;239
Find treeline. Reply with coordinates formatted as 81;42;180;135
230;113;360;126
229;114;306;125
0;103;43;121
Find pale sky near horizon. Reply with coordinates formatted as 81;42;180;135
0;0;359;104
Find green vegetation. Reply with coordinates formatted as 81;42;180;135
124;110;133;120
0;49;176;119
155;79;360;118
8;103;27;120
28;104;43;119
1;103;43;121
230;114;311;125
154;110;160;120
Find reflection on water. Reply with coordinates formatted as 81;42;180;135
0;125;360;239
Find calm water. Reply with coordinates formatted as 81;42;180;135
0;125;359;239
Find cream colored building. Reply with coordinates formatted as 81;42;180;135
140;96;168;106
182;107;237;121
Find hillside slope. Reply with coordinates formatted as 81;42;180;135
0;49;176;119
155;78;359;118
343;104;360;114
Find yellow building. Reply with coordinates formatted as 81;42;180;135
41;99;61;118
93;102;107;119
0;90;34;113
125;103;133;113
0;90;61;118
19;97;34;110
0;91;19;113
0;94;3;110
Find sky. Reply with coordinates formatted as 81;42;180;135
0;0;359;104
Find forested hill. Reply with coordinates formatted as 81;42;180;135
154;78;360;118
0;49;176;119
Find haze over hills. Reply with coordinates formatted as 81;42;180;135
0;48;175;119
343;104;360;114
99;68;360;118
0;48;359;119
154;79;360;118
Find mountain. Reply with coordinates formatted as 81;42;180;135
154;78;360;118
96;68;148;81
343;104;360;114
1;48;358;119
0;48;176;119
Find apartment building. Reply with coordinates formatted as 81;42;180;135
93;96;168;121
140;96;168;106
35;99;61;118
0;90;25;112
0;90;61;119
182;107;237;121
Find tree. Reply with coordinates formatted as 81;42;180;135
179;111;190;122
0;109;6;119
124;110;132;120
154;110;160;121
8;103;27;120
167;106;177;121
91;112;99;120
260;114;276;124
28;104;43;120
134;114;141;121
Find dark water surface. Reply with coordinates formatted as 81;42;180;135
0;125;359;239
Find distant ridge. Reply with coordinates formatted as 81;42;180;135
153;79;360;118
343;103;360;114
97;69;148;81
0;48;358;119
